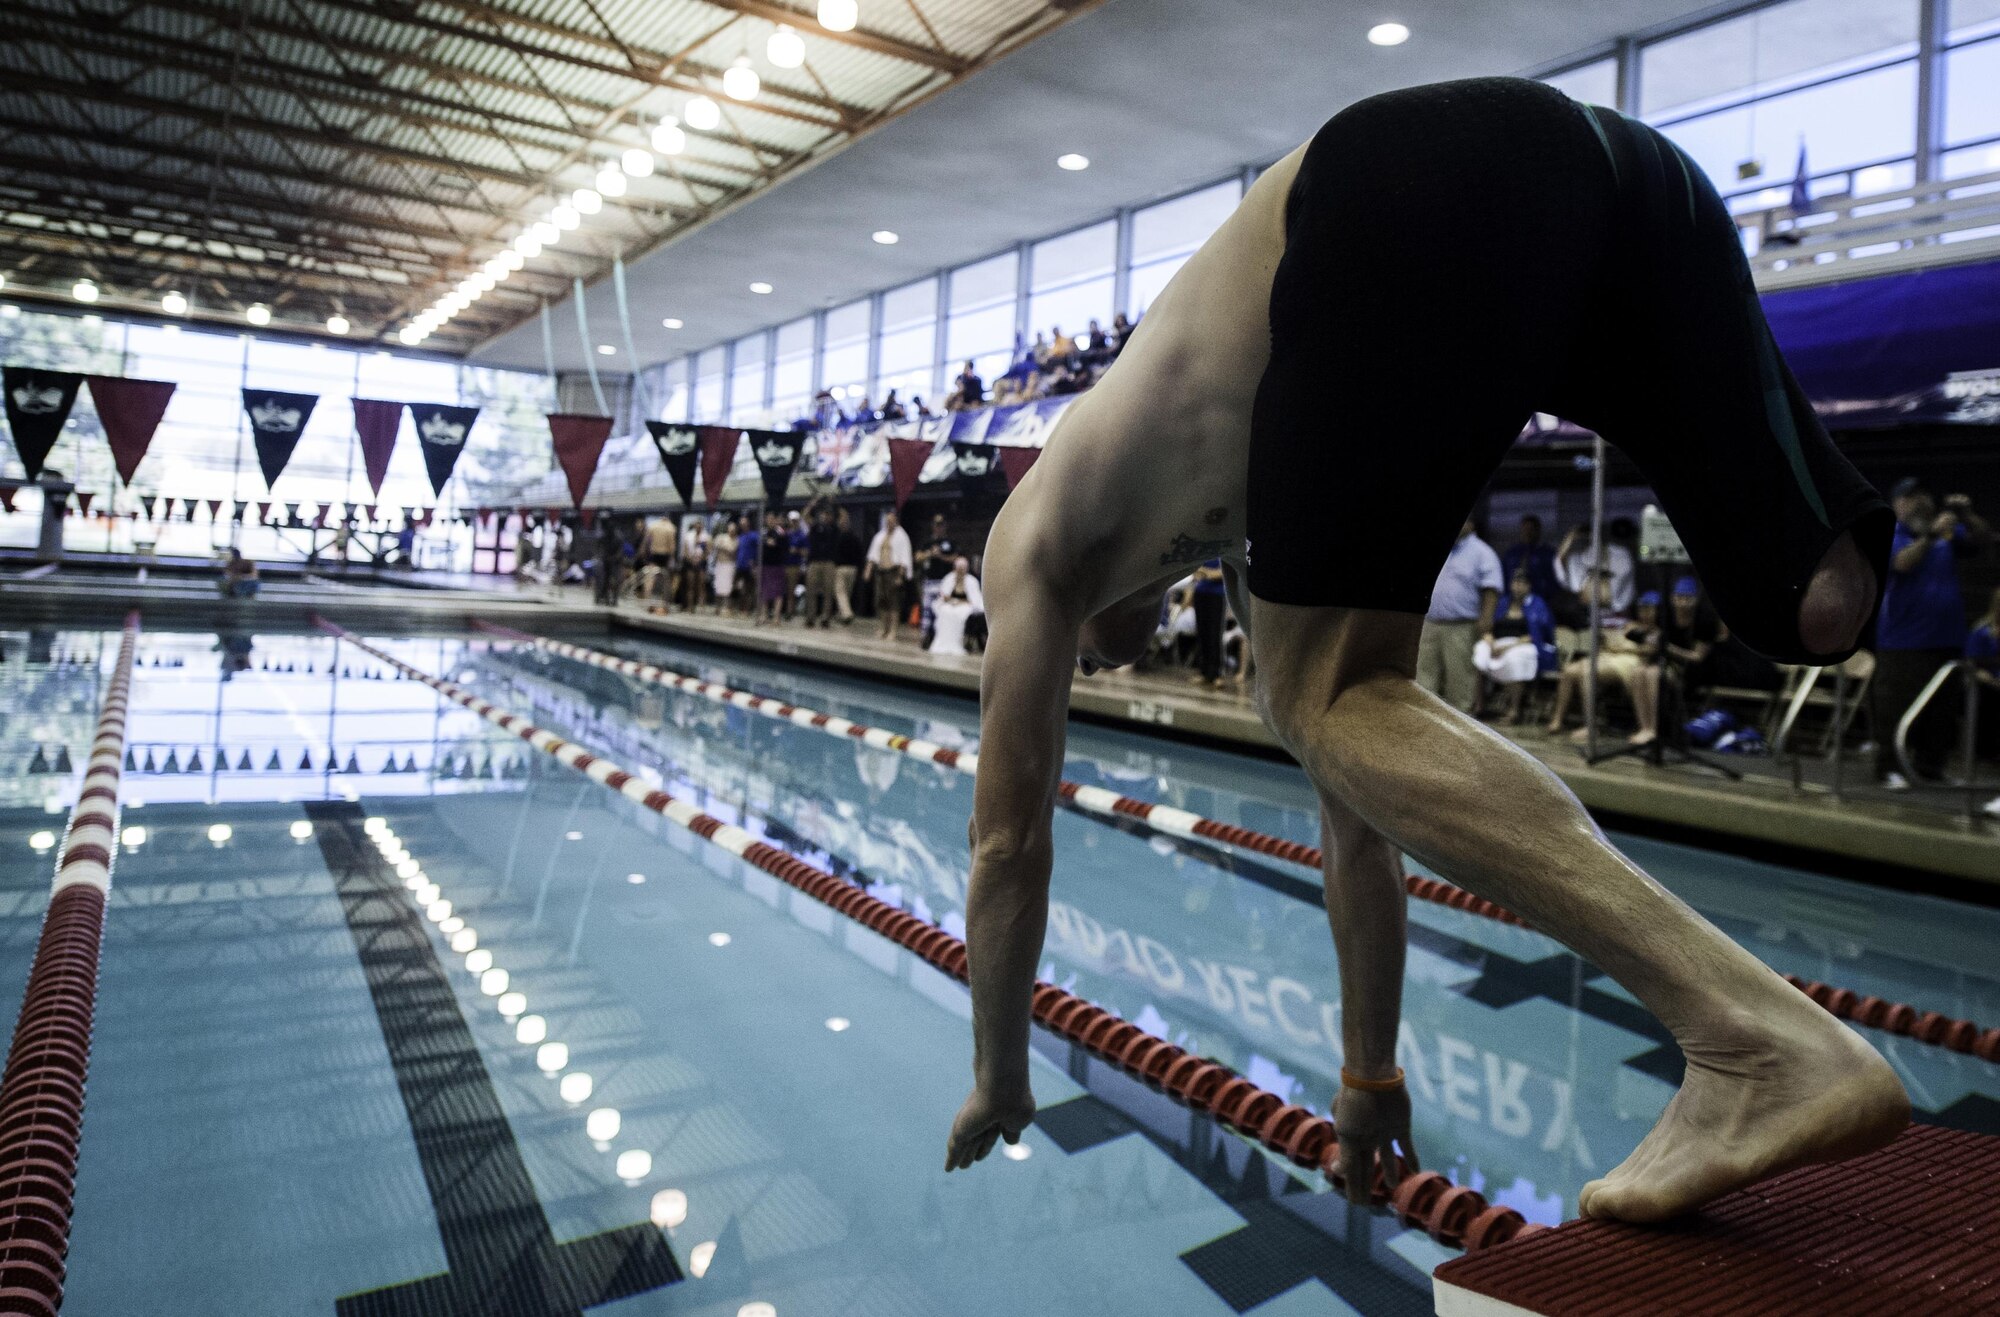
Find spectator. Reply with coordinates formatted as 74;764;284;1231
642;514;677;604
1968;587;2000;814
1080;319;1112;366
758;510;790;624
1418;520;1504;713
1502;514;1564;608
1049;325;1076;365
785;511;809;619
219;549;260;599
711;517;739;613
804;502;840;627
593;514;620;606
917;513;957;647
953;361;984;410
1545;591;1663;743
1155;586;1198;667
680;520;710;610
1473;567;1556;724
1633;576;1722;733
513;522;539;583
833;507;864;624
863;510;913;641
912;395;933;420
1874;480;1990;788
1660;576;1778;694
1030;331;1053;370
732;516;759;616
1109;311;1135;355
1556;518;1636;615
879;390;908;422
928;557;986;654
1190;558;1228;687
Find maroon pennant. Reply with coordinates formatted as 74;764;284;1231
363;504;377;523
352;398;404;496
476;508;493;528
75;492;94;517
0;488;14;513
697;425;742;507
543;506;561;525
205;498;222;519
547;413;615;509
314;502;331;527
258;501;272;524
84;376;176;487
416;508;433;528
998;445;1042;491
886;436;933;512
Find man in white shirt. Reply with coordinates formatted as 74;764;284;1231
862;511;914;640
1417;520;1504;712
1557;519;1636;613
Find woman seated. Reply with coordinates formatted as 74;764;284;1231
1544;591;1663;744
1473;568;1557;723
219;549;260;598
927;557;985;655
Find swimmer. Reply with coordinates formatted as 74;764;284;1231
944;77;1909;1223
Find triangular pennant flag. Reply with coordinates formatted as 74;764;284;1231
242;389;318;489
236;749;252;771
140;494;158;519
298;748;313;771
266;749;282;771
410;403;479;496
363;504;377;523
0;488;14;514
416;507;433;528
85;376;176;486
142;749;156;773
646;422;702;508
257;501;272;524
186;748;204;773
3;369;85;479
886;436;934;512
745;428;806;506
75;491;95;517
161;748;179;773
698;427;741;507
284;502;300;524
351;397;404;496
999;445;1043;491
206;499;222;519
314;502;331;527
476;507;494;528
547;413;614;508
233;501;247;523
950;441;1002;494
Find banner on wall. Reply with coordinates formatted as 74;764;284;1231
949;441;1003;496
85;376;176;486
886;436;933;511
698;426;741;506
3;368;84;480
645;422;703;507
745;428;805;505
547;414;614;508
242;389;318;489
999;445;1042;491
352;398;404;496
410;402;479;496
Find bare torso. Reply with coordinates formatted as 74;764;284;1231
987;145;1306;617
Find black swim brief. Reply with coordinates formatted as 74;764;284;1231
1243;76;1889;665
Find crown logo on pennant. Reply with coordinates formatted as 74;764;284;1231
11;383;64;415
421;414;467;446
659;428;697;456
955;451;991;477
755;438;794;467
250;400;302;431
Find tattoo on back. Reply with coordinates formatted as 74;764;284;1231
1160;531;1236;567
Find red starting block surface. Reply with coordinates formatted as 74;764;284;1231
1432;1124;1999;1314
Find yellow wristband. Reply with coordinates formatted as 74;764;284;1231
1341;1066;1405;1093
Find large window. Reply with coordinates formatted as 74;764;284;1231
770;316;816;424
692;346;725;422
1128;180;1240;316
1027;220;1115;344
945;252;1019;387
649;357;690;423
875;277;938;411
1643;0;1920;203
1543;58;1617;107
819;299;870;406
727;332;769;425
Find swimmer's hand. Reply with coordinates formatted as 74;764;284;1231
945;1079;1035;1172
1332;1082;1419;1205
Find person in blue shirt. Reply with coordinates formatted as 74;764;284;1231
1501;514;1564;610
1872;479;1989;786
1189;559;1230;686
1968;587;1999;807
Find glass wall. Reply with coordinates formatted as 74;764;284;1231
727;331;769;426
818;299;871;407
875;277;939;411
1027;220;1116;345
1128;180;1241;316
770;316;816;423
1543;58;1617;107
1946;0;2000;176
945;252;1019;388
692;347;726;422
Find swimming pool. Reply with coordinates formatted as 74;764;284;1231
4;622;1997;1315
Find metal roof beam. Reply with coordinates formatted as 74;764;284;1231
701;0;967;73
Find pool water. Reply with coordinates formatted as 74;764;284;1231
2;625;1996;1316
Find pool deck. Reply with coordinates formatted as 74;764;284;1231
613;604;2000;891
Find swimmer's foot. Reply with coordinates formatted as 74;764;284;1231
1578;990;1908;1224
1627;729;1657;747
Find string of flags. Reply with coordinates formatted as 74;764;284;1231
21;743;532;779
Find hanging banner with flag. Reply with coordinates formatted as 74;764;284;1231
886;436;933;512
745;428;805;505
547;413;614;508
3;368;84;479
242;389;318;489
646;422;703;508
999;445;1043;491
85;376;175;486
699;426;741;506
352;398;404;496
950;441;1003;496
410;402;479;496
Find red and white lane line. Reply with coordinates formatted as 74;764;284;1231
0;610;140;1317
477;624;2000;1064
319;615;1548;1256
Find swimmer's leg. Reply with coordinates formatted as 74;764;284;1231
1252;601;1907;1223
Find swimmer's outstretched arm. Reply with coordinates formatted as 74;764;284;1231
945;570;1079;1172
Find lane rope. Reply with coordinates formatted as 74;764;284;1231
478;623;2000;1064
0;611;139;1316
318;614;1552;1254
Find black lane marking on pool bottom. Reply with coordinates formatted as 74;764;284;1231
307;801;683;1316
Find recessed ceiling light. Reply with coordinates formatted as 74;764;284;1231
245;304;270;325
326;314;350;334
818;0;857;32
723;56;760;101
662;317;684;329
72;279;100;303
749;281;773;294
573;187;603;214
1056;153;1089;171
872;229;899;245
1368;21;1410;45
596;166;627;198
684;95;721;131
622;147;655;177
652;120;687;155
161;290;188;315
597;344;616;355
768;25;805;68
